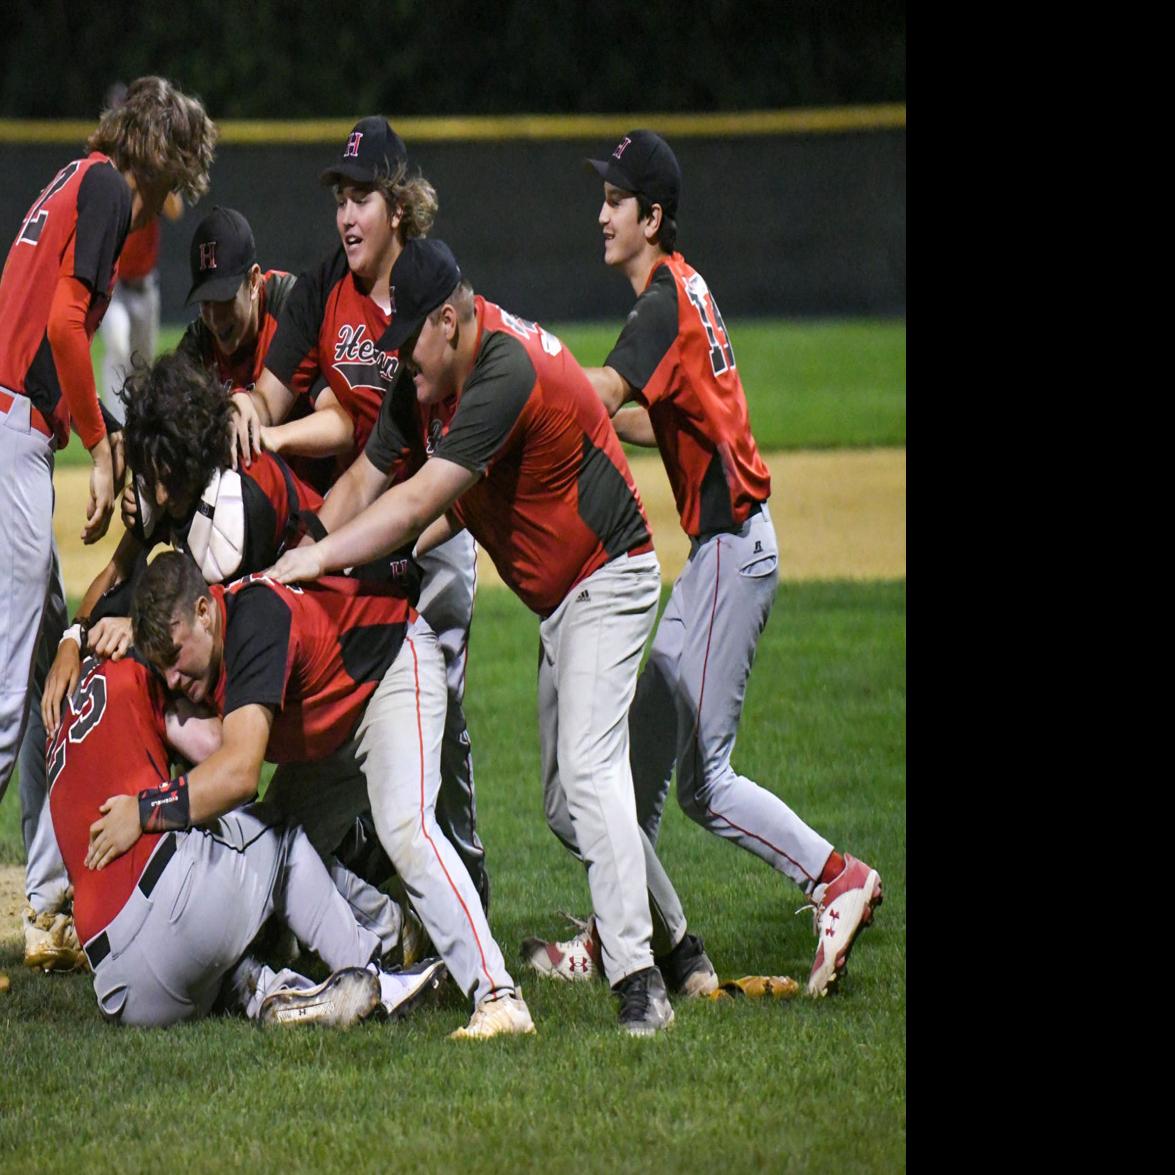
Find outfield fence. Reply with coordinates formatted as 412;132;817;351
0;107;905;322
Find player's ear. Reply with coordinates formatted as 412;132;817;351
247;265;262;299
643;203;664;243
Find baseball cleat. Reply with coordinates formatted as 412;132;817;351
22;905;88;973
804;854;883;998
377;957;448;1020
614;966;674;1036
258;966;381;1028
656;931;719;998
520;913;601;982
450;987;536;1040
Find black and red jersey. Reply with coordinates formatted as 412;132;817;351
366;297;651;617
263;247;402;461
605;253;771;536
117;220;160;281
210;574;415;763
177;269;297;393
0;151;131;449
47;654;170;945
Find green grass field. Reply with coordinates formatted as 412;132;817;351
3;317;906;1171
1;582;905;1171
52;317;906;467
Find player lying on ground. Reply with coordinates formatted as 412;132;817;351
1;75;217;972
54;650;446;1027
230;119;489;911
265;238;719;1035
522;131;882;999
112;551;532;1040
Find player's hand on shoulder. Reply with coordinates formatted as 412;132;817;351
230;388;262;470
89;617;133;660
266;544;325;585
42;638;82;737
85;795;141;871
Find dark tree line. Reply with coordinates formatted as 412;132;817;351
2;0;904;118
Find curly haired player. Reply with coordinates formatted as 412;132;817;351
0;76;216;971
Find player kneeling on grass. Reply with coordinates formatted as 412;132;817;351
110;550;533;1040
51;650;446;1028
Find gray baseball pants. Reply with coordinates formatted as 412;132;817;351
0;392;55;808
630;504;834;893
88;806;403;1027
263;616;515;1007
538;550;663;985
416;528;489;909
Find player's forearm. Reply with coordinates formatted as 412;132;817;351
47;275;105;448
586;365;631;417
413;513;459;559
613;405;658;447
317;454;392;534
318;480;435;573
185;746;264;824
264;404;353;458
253;367;297;427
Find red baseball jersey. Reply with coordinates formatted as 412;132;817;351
117;220;160;281
47;654;170;945
0;151;131;449
178;269;297;392
210;574;415;763
263;248;401;461
366;297;652;617
604;253;771;536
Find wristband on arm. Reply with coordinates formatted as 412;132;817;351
138;775;191;833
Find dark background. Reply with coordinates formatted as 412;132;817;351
0;1;905;321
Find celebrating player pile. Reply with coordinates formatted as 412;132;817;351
4;105;884;1035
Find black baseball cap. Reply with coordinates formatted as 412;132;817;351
320;116;408;187
185;207;257;304
381;239;462;354
587;129;681;217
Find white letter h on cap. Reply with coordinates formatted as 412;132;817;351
199;241;217;271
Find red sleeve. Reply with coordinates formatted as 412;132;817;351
46;274;105;449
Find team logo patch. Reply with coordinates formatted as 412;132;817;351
425;418;444;457
332;324;399;393
344;131;363;158
199;241;217;271
613;136;632;159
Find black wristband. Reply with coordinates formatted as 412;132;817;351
138;775;191;833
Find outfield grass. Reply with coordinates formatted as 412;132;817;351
54;317;906;468
0;581;905;1172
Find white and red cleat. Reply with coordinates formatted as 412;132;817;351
520;914;601;982
805;854;883;998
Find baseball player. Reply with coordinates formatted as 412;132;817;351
52;649;447;1027
0;76;217;968
231;118;488;912
178;205;337;495
571;130;883;997
267;238;701;1035
115;551;533;1040
40;352;325;736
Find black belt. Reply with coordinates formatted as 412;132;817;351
84;832;178;970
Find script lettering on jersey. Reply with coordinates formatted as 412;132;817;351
498;311;563;357
681;273;735;377
332;324;401;393
17;160;81;247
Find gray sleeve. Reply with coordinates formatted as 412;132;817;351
433;333;535;475
603;266;679;394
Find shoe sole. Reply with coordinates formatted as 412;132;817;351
808;873;883;998
620;1005;676;1036
260;968;381;1027
386;961;449;1021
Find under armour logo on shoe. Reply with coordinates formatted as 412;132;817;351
199;241;217;271
567;956;590;973
753;540;763;553
575;589;590;603
344;131;364;158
